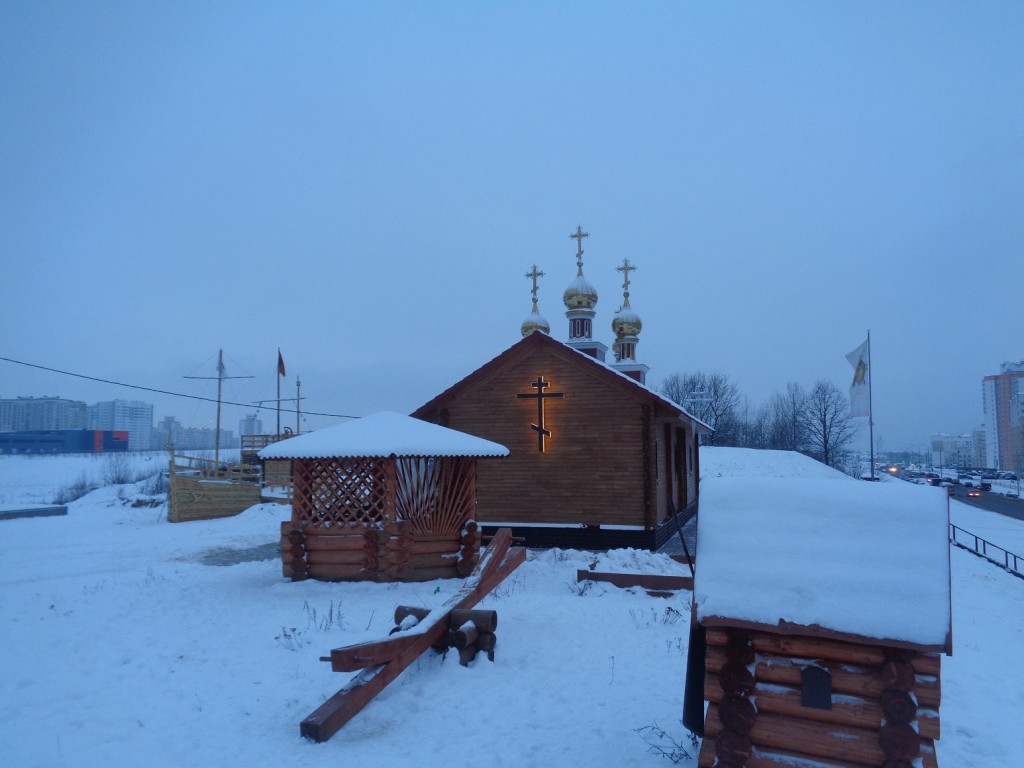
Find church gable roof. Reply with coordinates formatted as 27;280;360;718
412;332;712;432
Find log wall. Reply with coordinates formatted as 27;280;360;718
699;627;942;768
415;341;697;531
280;519;482;582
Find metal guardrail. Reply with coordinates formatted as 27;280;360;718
949;523;1024;580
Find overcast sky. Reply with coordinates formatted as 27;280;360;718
2;1;1021;453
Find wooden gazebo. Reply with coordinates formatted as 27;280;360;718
260;411;508;582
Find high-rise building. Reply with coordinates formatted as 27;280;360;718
0;396;88;432
930;433;976;470
239;413;263;437
982;361;1024;472
89;399;154;451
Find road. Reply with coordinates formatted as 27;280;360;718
948;485;1024;523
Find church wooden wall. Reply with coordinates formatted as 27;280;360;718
424;344;655;529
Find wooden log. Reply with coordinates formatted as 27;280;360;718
714;729;752;764
705;642;728;674
306;562;369;580
757;659;885;700
403;565;461;582
745;744;876;768
463;520;478;535
476;631;496;652
724;634;754;665
712;631;941;676
880;661;916;692
458;644;478;667
288;530;305;545
302;535;367;552
731;709;887;766
914;675;941;710
450;609;498;632
286;544;305;558
405;539;461;556
920;738;939;768
410;551;459;570
575;570;694;592
305;549;368;566
394;606;431;626
448;624;478;650
878;723;920;761
719;661;754;698
751;684;884;732
455;556;478;577
697;729;717;768
300;534;526;742
718;696;756;735
880;690;916;724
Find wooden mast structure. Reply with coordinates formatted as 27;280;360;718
184;349;252;465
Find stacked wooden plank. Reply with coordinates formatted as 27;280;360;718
280;519;482;582
167;454;261;523
698;627;942;768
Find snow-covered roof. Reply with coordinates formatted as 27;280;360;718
694;447;951;649
257;411;510;460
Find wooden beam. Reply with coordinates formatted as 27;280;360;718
299;529;525;742
576;569;693;592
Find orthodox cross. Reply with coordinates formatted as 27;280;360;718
525;264;545;306
516;375;564;452
616;258;636;304
569;225;589;271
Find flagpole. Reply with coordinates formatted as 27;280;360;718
867;329;875;479
276;348;282;438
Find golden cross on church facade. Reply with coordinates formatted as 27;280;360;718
516;375;564;452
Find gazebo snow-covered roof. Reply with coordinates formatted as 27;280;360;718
258;411;509;460
265;412;508;583
694;448;951;649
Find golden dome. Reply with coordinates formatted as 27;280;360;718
521;307;550;337
563;274;598;310
612;303;642;338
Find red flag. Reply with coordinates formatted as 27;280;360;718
277;350;286;377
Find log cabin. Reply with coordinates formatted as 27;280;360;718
686;449;952;768
412;229;711;549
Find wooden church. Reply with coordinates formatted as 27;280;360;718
413;227;711;550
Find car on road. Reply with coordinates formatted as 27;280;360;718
967;489;982;498
979;482;992;492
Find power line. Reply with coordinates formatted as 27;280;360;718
0;355;359;419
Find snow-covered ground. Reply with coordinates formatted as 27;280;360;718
1;450;1022;766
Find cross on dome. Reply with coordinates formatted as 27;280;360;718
525;264;545;304
616;258;636;306
569;226;589;273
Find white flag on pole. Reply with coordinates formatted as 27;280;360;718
846;338;870;418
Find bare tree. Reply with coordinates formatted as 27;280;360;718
767;382;808;452
660;371;741;446
801;379;859;467
738;398;772;449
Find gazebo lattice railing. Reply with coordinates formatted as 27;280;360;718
282;455;483;582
